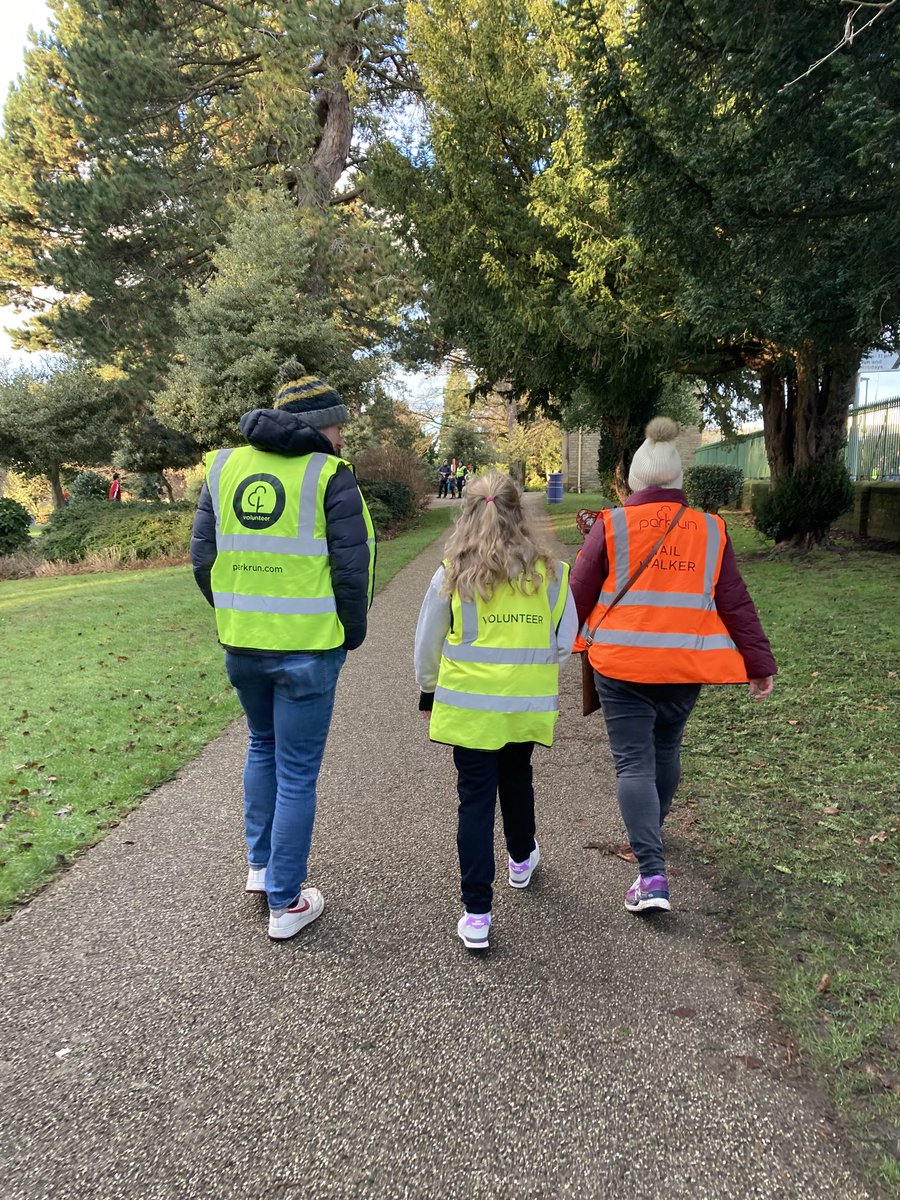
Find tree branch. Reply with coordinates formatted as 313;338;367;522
778;1;898;93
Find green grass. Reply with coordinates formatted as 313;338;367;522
0;505;454;917
547;499;899;1187
681;518;900;1188
544;492;608;545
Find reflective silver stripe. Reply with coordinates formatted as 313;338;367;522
216;533;329;556
434;687;559;713
442;645;558;665
297;454;330;554
546;564;564;614
598;590;714;611
703;514;722;596
208;449;234;526
460;599;479;644
609;507;630;593
212;593;337;616
592;630;738;651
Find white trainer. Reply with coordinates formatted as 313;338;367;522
457;910;492;950
508;840;541;889
268;888;325;941
245;866;266;893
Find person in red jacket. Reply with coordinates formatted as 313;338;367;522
108;473;122;502
570;418;776;916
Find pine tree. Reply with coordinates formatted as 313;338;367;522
0;0;413;382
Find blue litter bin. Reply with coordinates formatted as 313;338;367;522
547;471;563;504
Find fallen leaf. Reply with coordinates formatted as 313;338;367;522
822;806;839;815
787;719;800;726
738;1055;764;1070
671;1007;697;1019
869;831;888;843
774;864;792;874
582;840;638;863
816;974;830;994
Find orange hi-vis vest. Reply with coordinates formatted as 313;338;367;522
575;503;749;685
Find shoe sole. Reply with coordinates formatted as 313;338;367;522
625;897;671;913
245;885;266;894
508;873;533;889
268;902;325;940
458;934;490;950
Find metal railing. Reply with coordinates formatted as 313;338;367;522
695;396;900;482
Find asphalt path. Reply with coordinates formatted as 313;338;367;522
0;506;872;1199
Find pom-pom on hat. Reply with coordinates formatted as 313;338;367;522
628;417;684;492
273;359;349;428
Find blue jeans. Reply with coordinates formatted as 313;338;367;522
595;673;701;877
225;649;346;910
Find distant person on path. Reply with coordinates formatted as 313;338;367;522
571;418;776;916
437;460;451;498
447;463;459;498
108;473;122;502
457;463;470;496
191;361;375;941
415;470;578;951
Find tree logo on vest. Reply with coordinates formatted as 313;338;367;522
233;474;286;529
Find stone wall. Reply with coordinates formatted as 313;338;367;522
834;483;900;542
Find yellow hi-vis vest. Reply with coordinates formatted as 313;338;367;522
205;446;375;652
430;559;570;751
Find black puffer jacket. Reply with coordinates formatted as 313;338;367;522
190;408;374;652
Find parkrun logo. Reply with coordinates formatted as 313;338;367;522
638;506;698;532
233;474;287;530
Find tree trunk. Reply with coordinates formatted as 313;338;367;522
759;344;857;548
288;79;354;207
48;462;65;509
792;343;855;471
161;473;175;504
760;364;792;484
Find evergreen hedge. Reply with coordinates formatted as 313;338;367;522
683;465;744;512
40;501;193;563
0;497;32;556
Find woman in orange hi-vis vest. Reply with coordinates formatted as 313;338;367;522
570;418;776;916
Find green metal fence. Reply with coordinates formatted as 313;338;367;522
695;396;900;481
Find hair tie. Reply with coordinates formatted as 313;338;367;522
483;496;495;504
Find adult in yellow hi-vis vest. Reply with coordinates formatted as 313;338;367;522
191;361;375;941
415;471;578;951
570;419;776;918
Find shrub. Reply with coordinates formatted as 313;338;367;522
0;497;32;555
40;500;193;563
183;463;205;506
753;460;854;544
362;496;391;537
683;465;744;512
352;445;430;507
68;470;110;503
0;547;44;580
358;480;418;535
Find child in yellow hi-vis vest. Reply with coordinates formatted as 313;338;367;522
414;471;578;951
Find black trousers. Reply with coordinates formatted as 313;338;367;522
453;742;536;914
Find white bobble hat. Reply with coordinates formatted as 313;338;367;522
628;417;684;492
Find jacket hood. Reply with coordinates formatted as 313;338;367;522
239;407;335;458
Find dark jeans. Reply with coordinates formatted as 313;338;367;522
453;742;537;914
595;673;701;877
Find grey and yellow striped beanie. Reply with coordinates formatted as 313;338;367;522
273;359;349;428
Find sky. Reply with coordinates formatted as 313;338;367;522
0;0;50;365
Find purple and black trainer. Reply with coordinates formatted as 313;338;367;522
624;874;671;913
